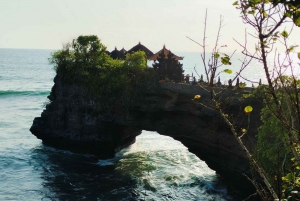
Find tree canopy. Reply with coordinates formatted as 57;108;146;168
49;35;151;112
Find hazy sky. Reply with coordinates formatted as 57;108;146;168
0;0;299;53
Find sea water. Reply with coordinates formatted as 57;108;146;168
0;49;245;200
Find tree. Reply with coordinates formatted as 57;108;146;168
49;35;152;113
190;0;300;199
123;50;147;69
233;0;300;200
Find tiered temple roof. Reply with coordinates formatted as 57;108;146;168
110;47;127;59
127;42;154;59
149;45;183;61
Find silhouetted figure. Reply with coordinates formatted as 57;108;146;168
185;75;190;84
228;79;233;88
199;75;204;83
236;77;240;87
217;77;221;86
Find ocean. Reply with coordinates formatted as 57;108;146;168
0;48;249;200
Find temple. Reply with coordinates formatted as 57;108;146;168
127;42;154;59
109;47;127;60
109;43;184;83
150;45;184;83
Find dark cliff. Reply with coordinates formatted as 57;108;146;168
30;75;142;158
30;75;263;195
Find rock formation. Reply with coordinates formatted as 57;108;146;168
30;75;263;196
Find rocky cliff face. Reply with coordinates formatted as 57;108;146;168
30;75;263;194
30;75;142;159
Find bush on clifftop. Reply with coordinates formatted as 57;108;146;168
49;35;154;112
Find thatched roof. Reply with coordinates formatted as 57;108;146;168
127;42;154;59
110;47;127;59
149;45;183;61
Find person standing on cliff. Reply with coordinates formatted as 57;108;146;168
185;74;190;84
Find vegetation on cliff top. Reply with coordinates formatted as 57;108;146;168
49;35;155;112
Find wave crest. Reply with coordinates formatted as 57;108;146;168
0;90;50;97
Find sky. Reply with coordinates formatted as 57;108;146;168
0;0;299;53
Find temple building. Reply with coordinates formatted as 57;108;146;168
109;42;154;60
150;45;184;83
109;47;127;60
108;43;184;83
127;42;154;59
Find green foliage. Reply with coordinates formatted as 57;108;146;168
213;52;220;59
256;98;292;195
233;0;300;199
239;83;247;88
235;0;300;27
49;35;152;112
123;50;147;69
256;76;300;197
281;163;300;199
293;10;300;26
49;35;112;75
281;30;289;38
221;56;231;65
244;105;253;114
223;69;233;74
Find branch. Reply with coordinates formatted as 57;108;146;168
186;36;203;47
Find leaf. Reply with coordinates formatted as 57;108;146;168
221;56;231;65
239;83;246;88
213;52;220;59
263;11;268;18
287;45;298;53
232;1;238;5
285;11;293;18
248;10;255;15
244;106;253;114
285;173;295;182
281;30;289;38
298;52;300;60
194;95;201;99
293;10;300;27
287;47;294;53
223;69;233;74
261;40;270;48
